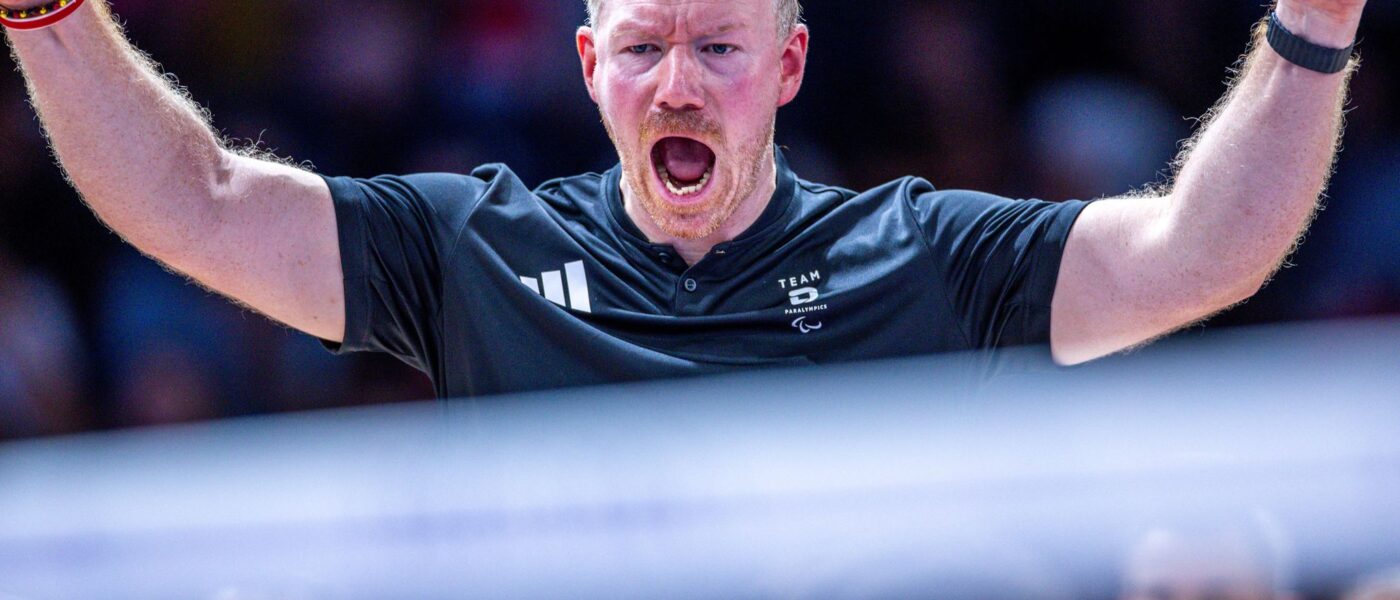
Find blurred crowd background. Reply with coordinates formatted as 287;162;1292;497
2;0;1399;441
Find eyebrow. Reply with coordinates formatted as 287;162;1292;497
608;20;746;39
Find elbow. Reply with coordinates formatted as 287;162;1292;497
1233;272;1269;303
1171;227;1280;312
1047;274;1265;369
1050;344;1099;368
1198;269;1270;315
124;175;229;268
135;225;205;268
1227;258;1278;304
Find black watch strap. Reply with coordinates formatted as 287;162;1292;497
1266;11;1355;74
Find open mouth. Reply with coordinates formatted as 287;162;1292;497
650;136;717;199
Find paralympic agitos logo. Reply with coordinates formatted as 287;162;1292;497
791;316;823;334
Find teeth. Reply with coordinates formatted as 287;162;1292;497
658;166;711;196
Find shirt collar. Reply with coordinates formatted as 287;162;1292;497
603;146;798;254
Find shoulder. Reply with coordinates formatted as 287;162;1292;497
527;169;617;236
798;174;1090;250
795;173;1066;217
794;175;949;211
321;166;531;215
321;165;543;228
534;169;608;197
895;180;1085;234
532;169;609;213
315;166;549;273
787;175;942;227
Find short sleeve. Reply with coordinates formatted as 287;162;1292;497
319;172;488;371
907;186;1091;349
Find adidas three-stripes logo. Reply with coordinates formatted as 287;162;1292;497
520;261;592;313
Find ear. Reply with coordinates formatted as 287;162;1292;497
577;26;600;103
777;24;810;107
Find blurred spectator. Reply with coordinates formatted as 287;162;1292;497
1292;54;1400;318
1119;511;1297;600
0;247;90;437
1025;76;1181;201
1346;567;1400;600
96;250;240;427
91;248;424;429
797;528;1077;600
865;1;1016;193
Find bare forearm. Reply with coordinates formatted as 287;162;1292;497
4;0;225;259
1163;5;1356;296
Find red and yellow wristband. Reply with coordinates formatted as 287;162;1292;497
0;0;87;31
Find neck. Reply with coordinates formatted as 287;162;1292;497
623;150;778;265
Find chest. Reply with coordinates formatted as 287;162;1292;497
448;203;965;367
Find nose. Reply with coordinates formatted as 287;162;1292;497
654;47;705;112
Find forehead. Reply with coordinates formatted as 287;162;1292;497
597;0;774;35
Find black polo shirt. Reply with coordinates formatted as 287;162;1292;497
320;149;1090;398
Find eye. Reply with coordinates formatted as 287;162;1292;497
626;44;656;55
706;43;736;55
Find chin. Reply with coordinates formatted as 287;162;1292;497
639;182;732;241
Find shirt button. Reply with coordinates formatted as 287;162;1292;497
684;278;698;292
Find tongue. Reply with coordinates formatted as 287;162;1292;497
659;137;713;183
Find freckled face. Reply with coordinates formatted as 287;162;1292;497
583;0;789;241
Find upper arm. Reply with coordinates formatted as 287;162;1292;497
1049;196;1258;365
176;155;485;363
171;153;347;342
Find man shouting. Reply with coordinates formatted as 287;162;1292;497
0;0;1366;397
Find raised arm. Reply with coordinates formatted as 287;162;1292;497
1049;0;1364;365
2;0;346;341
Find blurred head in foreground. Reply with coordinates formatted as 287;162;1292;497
1346;567;1400;600
1120;512;1297;600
